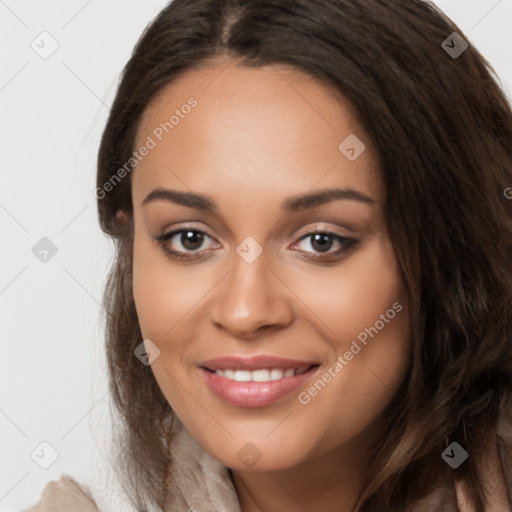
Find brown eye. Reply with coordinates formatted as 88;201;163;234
178;230;205;251
309;233;335;253
293;231;359;260
155;229;217;260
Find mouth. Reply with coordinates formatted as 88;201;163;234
198;355;320;407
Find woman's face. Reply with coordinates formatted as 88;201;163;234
130;59;411;472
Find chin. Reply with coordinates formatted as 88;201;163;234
203;436;309;473
224;454;302;473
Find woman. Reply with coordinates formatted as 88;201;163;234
24;0;512;510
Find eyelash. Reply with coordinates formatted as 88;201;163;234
154;228;359;262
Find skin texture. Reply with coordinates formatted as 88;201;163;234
130;59;411;512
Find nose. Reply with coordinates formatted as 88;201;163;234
210;250;294;339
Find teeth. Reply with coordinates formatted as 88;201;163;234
224;369;235;380
270;369;284;380
213;367;309;382
252;369;271;382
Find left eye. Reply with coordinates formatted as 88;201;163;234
292;232;356;255
155;229;358;260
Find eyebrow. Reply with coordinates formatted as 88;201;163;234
141;187;376;212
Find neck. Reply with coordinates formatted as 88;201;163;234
230;429;376;512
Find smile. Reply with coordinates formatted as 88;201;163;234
198;355;320;407
210;366;312;382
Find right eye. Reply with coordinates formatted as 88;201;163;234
155;228;219;260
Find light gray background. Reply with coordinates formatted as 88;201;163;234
1;1;511;510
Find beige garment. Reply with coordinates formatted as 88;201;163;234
22;413;512;512
20;475;99;512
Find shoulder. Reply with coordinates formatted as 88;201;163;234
21;475;99;512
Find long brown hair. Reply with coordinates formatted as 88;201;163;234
96;1;512;510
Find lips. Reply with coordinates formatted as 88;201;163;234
200;355;318;371
198;355;320;407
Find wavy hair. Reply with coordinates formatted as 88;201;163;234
96;0;512;510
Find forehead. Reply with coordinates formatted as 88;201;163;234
131;60;382;208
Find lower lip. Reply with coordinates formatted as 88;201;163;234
199;366;319;407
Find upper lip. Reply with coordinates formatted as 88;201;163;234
199;355;319;371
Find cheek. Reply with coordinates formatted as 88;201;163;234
289;231;411;433
285;230;408;342
305;311;410;458
132;230;203;414
132;227;209;339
